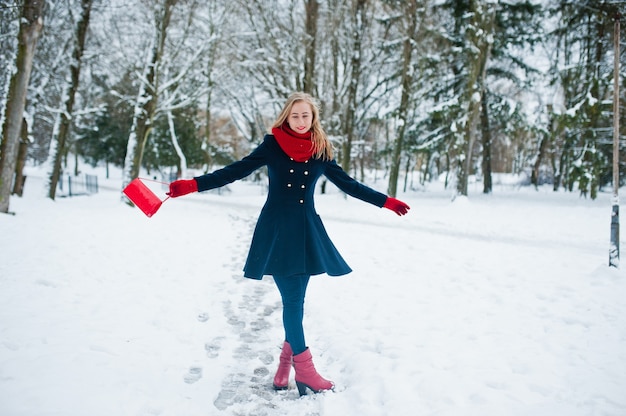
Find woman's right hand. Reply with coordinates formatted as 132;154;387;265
167;179;198;198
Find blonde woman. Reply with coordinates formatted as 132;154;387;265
168;92;409;395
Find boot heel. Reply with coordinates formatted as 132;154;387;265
296;381;309;396
293;348;334;396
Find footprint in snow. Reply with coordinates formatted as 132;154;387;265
184;366;203;384
205;338;223;358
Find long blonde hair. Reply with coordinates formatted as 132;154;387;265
271;92;333;161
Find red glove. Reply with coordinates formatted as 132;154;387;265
383;197;410;216
167;179;198;198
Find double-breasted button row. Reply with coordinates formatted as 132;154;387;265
289;168;309;175
287;162;309;203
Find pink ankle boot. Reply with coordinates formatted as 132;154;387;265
272;341;293;390
293;348;334;396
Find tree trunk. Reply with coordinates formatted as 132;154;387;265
303;0;319;95
480;94;492;194
202;72;214;172
531;106;552;189
388;0;417;197
327;0;342;138
456;2;494;197
122;0;178;193
47;0;93;200
12;118;29;197
0;0;44;213
167;110;187;178
403;154;411;193
341;0;367;171
200;1;225;173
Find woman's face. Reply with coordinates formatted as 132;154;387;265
287;101;313;133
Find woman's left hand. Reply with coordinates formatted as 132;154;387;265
383;197;410;216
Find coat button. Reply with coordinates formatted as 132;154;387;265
287;183;292;187
299;199;304;204
304;171;309;175
289;169;294;173
301;184;305;189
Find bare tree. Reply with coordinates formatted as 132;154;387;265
47;0;93;200
229;0;305;101
121;0;179;192
387;0;420;197
12;118;29;196
450;0;495;197
318;0;397;177
196;1;231;172
0;1;20;113
340;0;369;172
303;0;320;94
0;0;45;214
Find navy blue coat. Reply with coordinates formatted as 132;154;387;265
194;134;388;280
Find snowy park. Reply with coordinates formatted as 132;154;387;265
1;167;625;416
1;0;624;414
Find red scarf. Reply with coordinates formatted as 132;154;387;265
272;123;314;162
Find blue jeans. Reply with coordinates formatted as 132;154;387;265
273;274;311;356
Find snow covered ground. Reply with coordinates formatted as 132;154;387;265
1;166;625;416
